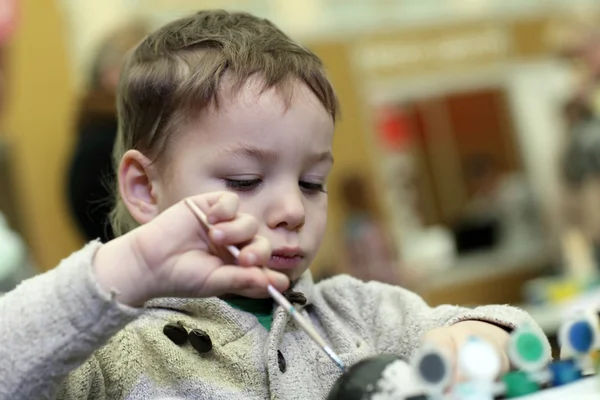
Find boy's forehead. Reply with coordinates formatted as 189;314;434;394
173;74;335;153
216;74;319;115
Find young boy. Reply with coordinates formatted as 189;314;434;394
0;10;546;400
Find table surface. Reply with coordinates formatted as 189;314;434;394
419;237;552;290
520;288;600;335
516;376;599;399
520;303;563;334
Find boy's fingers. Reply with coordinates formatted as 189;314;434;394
237;235;271;267
230;267;290;297
261;268;290;292
201;265;289;298
199;266;267;297
206;192;240;224
209;213;259;245
183;191;232;212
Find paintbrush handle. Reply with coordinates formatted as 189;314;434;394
184;199;242;258
266;284;327;348
183;198;345;370
267;283;344;368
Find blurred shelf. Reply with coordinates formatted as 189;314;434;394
520;303;563;335
521;289;600;335
417;238;554;306
425;239;552;289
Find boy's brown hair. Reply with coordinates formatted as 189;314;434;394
110;10;339;236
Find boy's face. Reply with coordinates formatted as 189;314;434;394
156;78;335;282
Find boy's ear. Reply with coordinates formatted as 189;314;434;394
118;150;161;225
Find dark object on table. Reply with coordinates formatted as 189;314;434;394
327;354;407;400
451;216;500;254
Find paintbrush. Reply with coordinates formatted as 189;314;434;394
184;198;346;371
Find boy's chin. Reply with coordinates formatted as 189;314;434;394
281;265;311;285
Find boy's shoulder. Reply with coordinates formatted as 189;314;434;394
313;273;399;292
312;274;399;309
312;273;363;299
314;273;363;290
310;274;428;318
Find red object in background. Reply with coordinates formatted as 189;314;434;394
0;0;17;44
376;106;413;151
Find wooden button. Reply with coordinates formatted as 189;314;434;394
163;322;188;346
189;329;212;353
283;289;307;305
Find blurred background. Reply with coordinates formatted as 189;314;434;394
3;0;600;353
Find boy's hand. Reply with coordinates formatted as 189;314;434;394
422;321;511;382
93;192;290;307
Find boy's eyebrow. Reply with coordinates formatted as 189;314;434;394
215;144;334;164
316;150;335;164
215;145;279;162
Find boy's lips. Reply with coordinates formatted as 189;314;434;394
268;247;305;270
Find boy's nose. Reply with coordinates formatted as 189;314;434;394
267;189;305;231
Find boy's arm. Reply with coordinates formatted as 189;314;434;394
0;241;141;400
320;276;548;359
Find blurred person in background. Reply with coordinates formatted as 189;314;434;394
559;27;600;274
338;173;403;286
65;21;149;243
561;118;600;272
562;27;600;127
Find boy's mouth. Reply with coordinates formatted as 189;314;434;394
268;247;305;270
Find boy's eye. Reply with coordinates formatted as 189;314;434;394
224;179;262;192
300;181;326;193
224;179;325;193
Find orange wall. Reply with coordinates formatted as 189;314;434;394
3;0;83;270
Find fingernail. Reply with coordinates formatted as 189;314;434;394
211;229;225;242
247;253;257;265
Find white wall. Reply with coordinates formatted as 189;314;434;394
57;0;600;92
57;0;137;91
505;61;576;237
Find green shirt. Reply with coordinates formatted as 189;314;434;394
224;297;275;331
